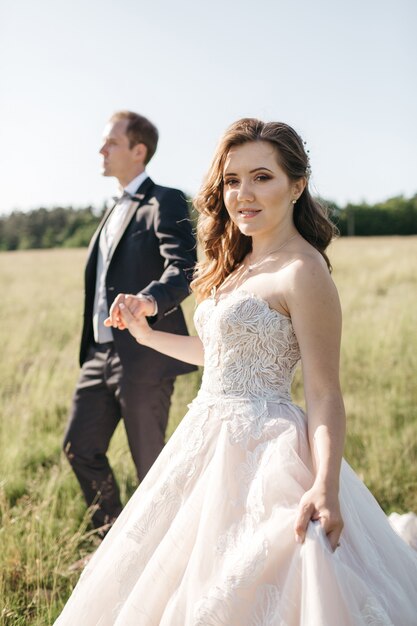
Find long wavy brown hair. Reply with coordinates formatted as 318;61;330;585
191;118;338;302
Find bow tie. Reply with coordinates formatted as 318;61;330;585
112;190;144;203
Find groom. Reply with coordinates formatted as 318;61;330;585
63;110;197;533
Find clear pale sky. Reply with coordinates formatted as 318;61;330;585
0;0;416;214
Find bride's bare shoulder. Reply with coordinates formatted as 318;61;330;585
276;240;331;282
272;241;339;314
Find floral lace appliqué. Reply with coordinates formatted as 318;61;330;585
194;292;300;403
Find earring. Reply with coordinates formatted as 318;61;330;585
292;199;297;205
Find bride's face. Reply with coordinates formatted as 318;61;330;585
222;141;301;240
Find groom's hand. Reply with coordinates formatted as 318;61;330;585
105;294;153;330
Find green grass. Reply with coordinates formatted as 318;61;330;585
0;237;416;623
330;237;417;511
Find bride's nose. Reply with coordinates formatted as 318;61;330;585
237;180;255;202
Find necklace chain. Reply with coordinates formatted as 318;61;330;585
245;234;298;272
212;234;298;301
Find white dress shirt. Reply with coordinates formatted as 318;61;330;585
92;171;148;343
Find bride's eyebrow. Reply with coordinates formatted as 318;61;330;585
249;167;273;173
224;166;273;176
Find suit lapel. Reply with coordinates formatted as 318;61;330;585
86;204;113;261
107;177;154;262
107;197;142;260
86;177;155;267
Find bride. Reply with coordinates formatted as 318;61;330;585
55;118;417;625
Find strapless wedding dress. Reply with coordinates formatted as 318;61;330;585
55;291;417;625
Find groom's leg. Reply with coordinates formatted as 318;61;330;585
63;343;123;529
120;377;175;482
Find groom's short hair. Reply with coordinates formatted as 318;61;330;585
110;110;159;165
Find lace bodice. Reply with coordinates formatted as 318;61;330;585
194;291;300;402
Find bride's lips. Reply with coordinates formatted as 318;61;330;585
238;209;261;218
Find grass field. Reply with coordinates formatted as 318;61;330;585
0;237;416;624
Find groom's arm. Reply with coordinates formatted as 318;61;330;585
140;187;197;322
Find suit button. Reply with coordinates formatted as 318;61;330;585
108;286;115;291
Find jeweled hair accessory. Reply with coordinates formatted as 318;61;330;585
302;139;312;178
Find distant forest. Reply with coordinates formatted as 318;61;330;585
0;195;416;251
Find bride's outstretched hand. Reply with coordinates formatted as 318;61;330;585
105;293;156;331
294;483;343;551
118;296;153;344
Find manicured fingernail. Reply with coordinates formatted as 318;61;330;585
119;303;125;309
295;534;301;543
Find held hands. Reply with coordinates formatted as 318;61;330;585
104;294;153;343
294;481;343;552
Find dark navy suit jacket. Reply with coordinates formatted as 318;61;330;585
80;176;198;382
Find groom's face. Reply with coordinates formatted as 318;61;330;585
99;119;137;181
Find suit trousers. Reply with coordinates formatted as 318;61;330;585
63;342;174;530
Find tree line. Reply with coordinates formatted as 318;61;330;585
0;206;102;251
332;195;417;237
0;194;416;251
